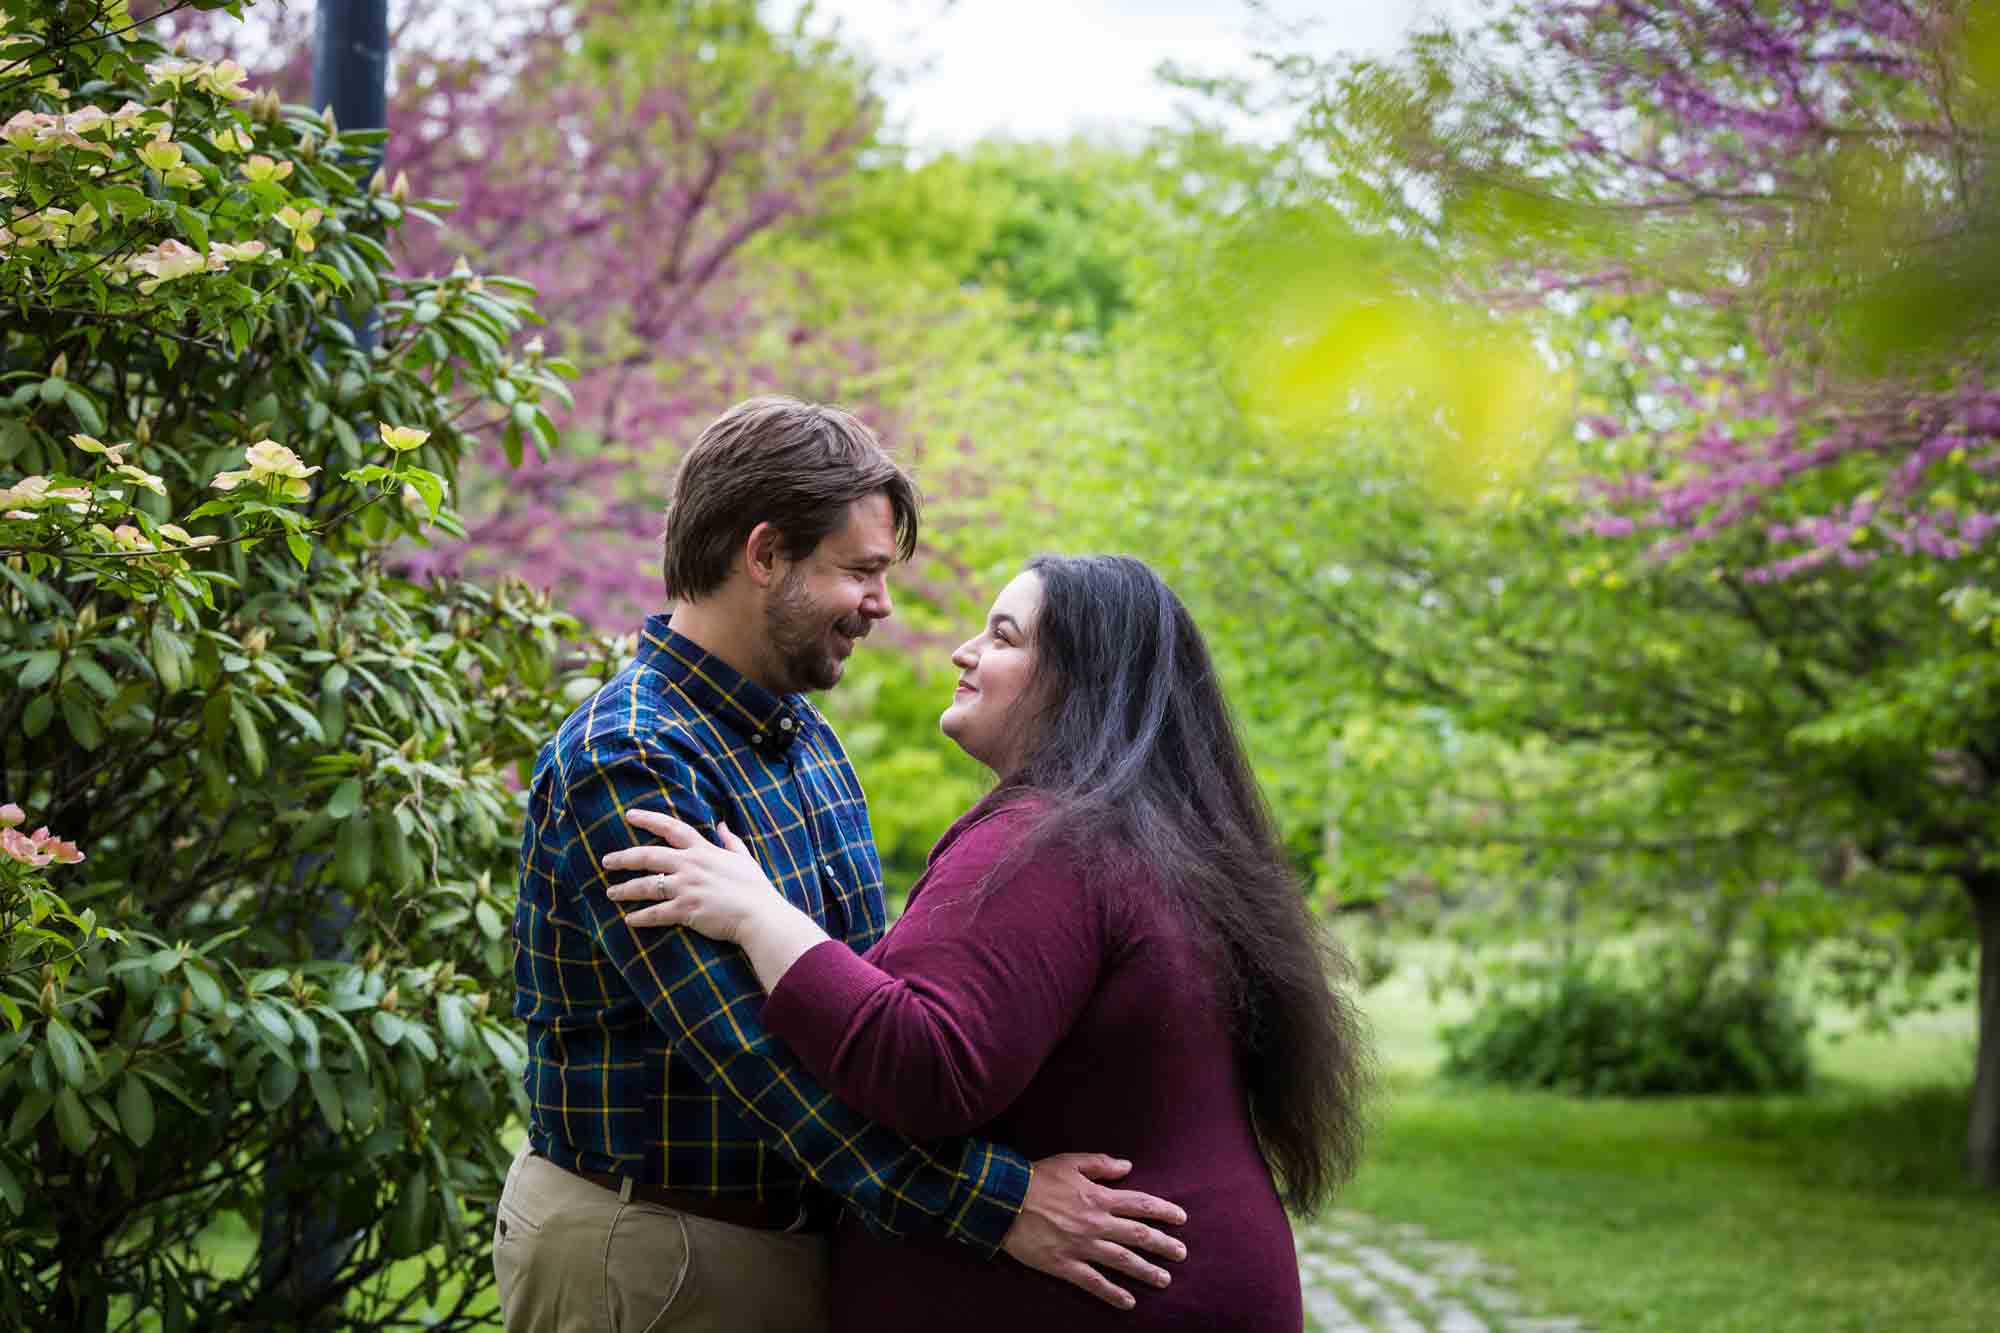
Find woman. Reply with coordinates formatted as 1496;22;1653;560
606;555;1368;1330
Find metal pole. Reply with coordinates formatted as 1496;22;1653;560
312;0;388;355
313;0;389;171
256;3;389;1318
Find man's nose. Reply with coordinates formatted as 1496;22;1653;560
861;576;892;620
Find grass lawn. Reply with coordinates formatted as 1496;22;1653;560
1332;946;1999;1332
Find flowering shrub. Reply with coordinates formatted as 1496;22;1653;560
0;802;101;1035
0;2;608;1326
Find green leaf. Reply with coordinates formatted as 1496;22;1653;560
342;1071;376;1129
87;1092;123;1136
46;1019;92;1088
379;811;416;888
286;531;311;571
53;1088;94;1153
0;1157;22;1215
250;1001;292;1046
388;1172;431;1257
257;1058;299;1112
22;693;54;738
176;203;209;253
436;994;470;1050
308;1067;345;1132
61;384;104;435
402;1022;438;1063
184;963;223;1011
268;694;326;744
337;812;373;891
17;650;58;690
61;692;102;750
7;1089;53;1142
70;654;116;701
117;1075;155;1148
290;1007;322;1068
231;695;265;777
473;898;505;942
150;623;186;693
326;778;363;820
403;467;444;518
481;1024;524;1077
371;1010;407;1046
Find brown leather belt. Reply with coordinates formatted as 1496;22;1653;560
535;1153;813;1232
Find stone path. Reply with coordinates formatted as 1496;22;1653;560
1294;1210;1589;1333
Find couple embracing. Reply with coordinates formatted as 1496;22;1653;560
494;397;1367;1332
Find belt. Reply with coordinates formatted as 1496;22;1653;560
535;1153;815;1232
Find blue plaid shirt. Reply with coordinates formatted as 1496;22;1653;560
513;617;1031;1252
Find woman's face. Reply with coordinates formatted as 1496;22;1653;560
940;571;1044;774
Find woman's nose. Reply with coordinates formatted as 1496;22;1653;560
950;640;977;670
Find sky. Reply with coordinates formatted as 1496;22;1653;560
773;0;1490;148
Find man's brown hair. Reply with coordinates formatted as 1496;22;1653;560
660;397;919;601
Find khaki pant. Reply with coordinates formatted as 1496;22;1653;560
492;1143;831;1333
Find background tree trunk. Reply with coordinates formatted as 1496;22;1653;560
1969;873;2000;1189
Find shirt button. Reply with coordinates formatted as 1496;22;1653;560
823;861;837;878
779;717;795;733
751;732;764;745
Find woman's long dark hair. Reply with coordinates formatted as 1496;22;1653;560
984;554;1369;1213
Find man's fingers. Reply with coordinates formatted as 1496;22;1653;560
1070;1154;1132;1182
1051;1261;1136;1311
1105;1218;1186;1262
1089;1239;1171;1290
1095;1187;1187;1228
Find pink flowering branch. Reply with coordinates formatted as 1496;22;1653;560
1410;0;2000;578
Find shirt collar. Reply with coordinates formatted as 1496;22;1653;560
634;614;806;756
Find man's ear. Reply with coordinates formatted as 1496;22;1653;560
742;521;786;589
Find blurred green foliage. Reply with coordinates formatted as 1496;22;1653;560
1440;957;1813;1097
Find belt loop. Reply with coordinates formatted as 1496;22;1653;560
619;1177;634;1204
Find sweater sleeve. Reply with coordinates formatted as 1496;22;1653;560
761;812;1109;1139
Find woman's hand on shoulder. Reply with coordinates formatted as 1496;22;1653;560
604;810;781;944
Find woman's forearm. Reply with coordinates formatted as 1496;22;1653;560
737;898;831;993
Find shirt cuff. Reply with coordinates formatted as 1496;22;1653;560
761;937;890;1071
943;1140;1032;1257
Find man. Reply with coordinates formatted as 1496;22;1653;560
496;397;1187;1331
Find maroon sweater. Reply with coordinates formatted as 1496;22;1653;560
762;802;1303;1332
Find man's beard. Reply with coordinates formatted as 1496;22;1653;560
764;569;870;694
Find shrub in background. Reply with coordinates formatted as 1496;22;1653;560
0;3;601;1327
1441;954;1813;1097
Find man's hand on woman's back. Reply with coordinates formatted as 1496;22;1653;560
1003;1153;1188;1310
